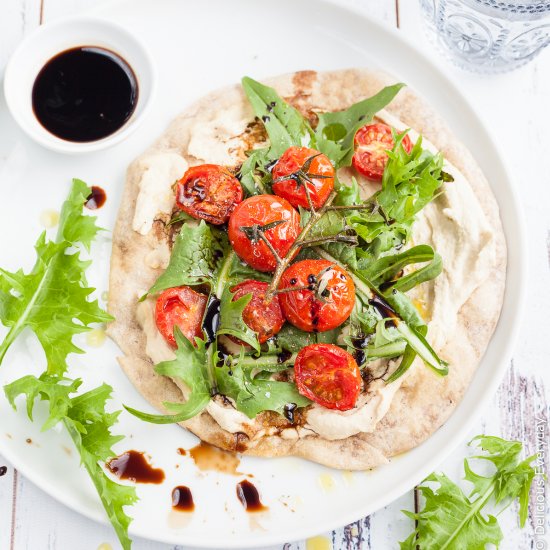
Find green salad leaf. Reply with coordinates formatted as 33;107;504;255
272;323;341;354
125;328;212;424
241;76;312;158
334;176;361;206
238;147;271;196
215;351;310;418
401;436;538;550
1;181;138;549
0;179;111;374
360;244;442;293
239;77;406;197
5;376;137;550
216;287;260;353
147;221;226;297
315;83;405;167
349;134;445;260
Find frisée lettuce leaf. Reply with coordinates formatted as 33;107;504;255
124;328;213;424
4;376;138;550
0;179;111;374
400;436;538;550
1;180;137;549
146;221;227;297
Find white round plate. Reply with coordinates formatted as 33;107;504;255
0;0;524;548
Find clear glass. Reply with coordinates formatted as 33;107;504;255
419;0;550;73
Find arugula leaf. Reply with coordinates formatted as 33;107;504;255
273;323;340;354
241;77;312;158
300;207;358;270
147;221;226;297
316;247;447;376
401;436;538;550
4;376;137;550
215;353;310;418
125;328;212;424
360;245;442;293
349;134;445;260
216;286;260;353
334;176;361;206
224;251;272;286
315;83;405;167
238;147;271;196
1;182;139;548
0;179;111;374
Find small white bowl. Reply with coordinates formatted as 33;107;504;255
3;16;155;154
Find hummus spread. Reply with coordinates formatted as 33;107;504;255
132;152;188;236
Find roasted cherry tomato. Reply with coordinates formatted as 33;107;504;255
176;164;243;225
295;343;361;411
228;195;301;272
155;286;207;347
352;123;412;182
230;280;285;344
278;259;355;332
272;146;334;209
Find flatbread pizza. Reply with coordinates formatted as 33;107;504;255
108;69;506;470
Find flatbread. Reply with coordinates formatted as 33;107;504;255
107;69;506;470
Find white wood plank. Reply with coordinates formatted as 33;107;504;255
10;471;171;550
0;457;16;550
0;0;41;77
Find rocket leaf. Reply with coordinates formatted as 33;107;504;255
147;221;226;297
1;180;138;549
124;328;212;424
0;178;111;374
315;83;405;167
400;436;538;550
4;376;137;550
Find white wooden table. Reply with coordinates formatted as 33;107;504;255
0;1;548;549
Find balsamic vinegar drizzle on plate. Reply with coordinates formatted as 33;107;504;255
236;479;268;512
106;450;165;484
171;486;195;512
84;186;107;210
32;46;138;142
189;441;242;475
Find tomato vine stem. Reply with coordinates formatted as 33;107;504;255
265;190;338;299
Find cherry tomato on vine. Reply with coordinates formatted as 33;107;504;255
230;280;285;344
228;195;301;272
352;123;412;182
155;286;207;347
294;343;362;411
278;259;355;332
176;164;243;225
272;146;334;209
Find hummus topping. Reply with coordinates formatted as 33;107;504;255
304;379;401;440
132;152;188;236
206;396;255;436
135;296;175;365
187;103;252;165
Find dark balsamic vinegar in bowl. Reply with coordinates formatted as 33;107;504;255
32;46;138;142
